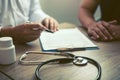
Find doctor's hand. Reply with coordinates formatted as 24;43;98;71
87;20;117;41
42;17;59;32
0;23;45;43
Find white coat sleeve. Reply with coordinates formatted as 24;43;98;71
28;0;49;22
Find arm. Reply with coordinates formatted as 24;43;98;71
78;0;113;41
29;0;59;32
79;0;98;28
29;0;48;22
0;23;45;43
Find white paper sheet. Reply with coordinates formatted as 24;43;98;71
40;28;97;51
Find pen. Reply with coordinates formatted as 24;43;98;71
56;48;85;52
45;29;54;33
32;24;54;33
32;27;51;31
26;21;54;33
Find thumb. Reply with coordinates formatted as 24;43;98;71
109;20;117;25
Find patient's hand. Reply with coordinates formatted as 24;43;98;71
108;24;120;40
87;21;113;41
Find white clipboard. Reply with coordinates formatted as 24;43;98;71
39;27;98;52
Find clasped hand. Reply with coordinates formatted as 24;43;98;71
87;20;120;41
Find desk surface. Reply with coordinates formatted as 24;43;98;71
0;23;120;80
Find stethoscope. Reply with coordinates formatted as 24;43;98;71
19;51;102;80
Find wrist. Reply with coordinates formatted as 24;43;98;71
0;27;13;37
82;19;96;28
85;21;97;29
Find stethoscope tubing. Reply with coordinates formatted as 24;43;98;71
35;56;102;80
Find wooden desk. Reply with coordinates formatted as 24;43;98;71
0;23;120;80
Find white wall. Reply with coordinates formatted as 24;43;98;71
40;0;100;25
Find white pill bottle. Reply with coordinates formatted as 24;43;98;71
0;37;16;65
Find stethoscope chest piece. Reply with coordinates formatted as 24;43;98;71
73;57;88;66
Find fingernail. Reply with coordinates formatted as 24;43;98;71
97;35;99;38
105;37;108;40
110;38;113;40
112;32;116;35
32;28;40;30
110;37;113;40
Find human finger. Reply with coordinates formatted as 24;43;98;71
54;21;59;31
42;18;49;29
49;19;55;32
96;23;109;40
103;20;117;31
29;29;43;35
23;23;39;30
49;19;59;32
26;23;48;31
109;20;117;24
37;23;49;30
88;30;100;40
106;20;118;34
90;36;98;41
99;22;113;40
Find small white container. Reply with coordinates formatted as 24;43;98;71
0;37;16;65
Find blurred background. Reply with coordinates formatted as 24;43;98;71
40;0;101;25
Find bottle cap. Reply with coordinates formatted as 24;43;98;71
0;37;13;48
